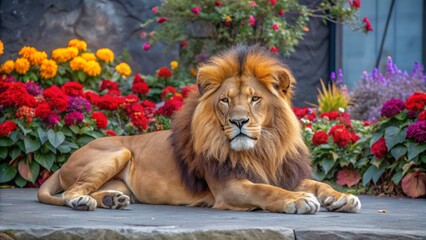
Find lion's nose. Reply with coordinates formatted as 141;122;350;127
229;118;249;129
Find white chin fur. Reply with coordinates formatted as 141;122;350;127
230;136;256;151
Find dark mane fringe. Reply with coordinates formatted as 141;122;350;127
170;45;312;193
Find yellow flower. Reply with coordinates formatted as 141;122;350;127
80;52;97;61
19;46;37;59
96;48;114;63
15;58;30;75
40;59;58;79
0;40;3;55
29;51;47;66
190;68;197;77
115;62;132;77
84;60;101;76
52;47;79;63
1;60;14;74
68;39;87;51
170;61;179;70
225;16;232;22
69;56;87;71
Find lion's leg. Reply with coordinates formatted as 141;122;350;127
62;148;131;211
294;179;361;213
208;178;320;214
90;180;132;210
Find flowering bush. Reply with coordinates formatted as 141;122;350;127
0;41;198;188
142;0;369;68
349;57;426;121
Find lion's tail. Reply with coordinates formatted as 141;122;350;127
37;169;64;206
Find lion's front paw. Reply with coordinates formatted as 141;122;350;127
283;193;320;214
101;191;130;210
67;195;97;211
323;193;361;213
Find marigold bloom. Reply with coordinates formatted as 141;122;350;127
0;40;3;55
115;62;132;77
84;60;101;76
96;48;114;63
170;61;178;70
81;52;97;61
28;51;48;66
69;56;87;71
52;47;79;63
1;60;14;74
19;46;37;59
14;57;30;75
68;39;87;51
40;59;58;79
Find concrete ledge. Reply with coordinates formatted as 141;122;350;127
1;189;425;239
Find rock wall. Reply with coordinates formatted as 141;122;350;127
0;0;329;106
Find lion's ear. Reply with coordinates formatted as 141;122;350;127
275;67;295;97
197;65;220;96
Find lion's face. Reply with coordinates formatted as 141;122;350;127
213;76;272;151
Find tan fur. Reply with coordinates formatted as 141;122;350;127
38;45;361;213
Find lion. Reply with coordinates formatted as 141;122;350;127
38;45;361;214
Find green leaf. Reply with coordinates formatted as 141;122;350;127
320;158;335;174
37;128;48;145
70;125;80;134
370;132;383;147
407;142;426;161
15;174;27;188
57;144;71;154
390;145;407;160
16;121;32;135
47;129;65;148
9;148;21;160
34;152;55;171
0;163;17;183
384;126;405;150
23;136;41;154
0;138;13;147
77;71;87;82
312;170;326;181
77;136;95;146
392;171;404;185
0;147;8;159
395;111;407;121
79;127;91;134
362;162;388;186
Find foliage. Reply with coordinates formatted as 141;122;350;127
349;57;426;121
0;40;196;188
315;78;350;113
142;0;369;68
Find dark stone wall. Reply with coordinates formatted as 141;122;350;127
0;0;329;106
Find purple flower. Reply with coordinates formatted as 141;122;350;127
381;98;406;118
64;111;84;126
67;96;92;113
25;82;43;96
44;112;61;126
406;121;426;142
336;69;343;86
330;72;336;81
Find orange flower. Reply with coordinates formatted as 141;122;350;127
40;59;58;79
0;40;3;55
70;56;87;71
1;60;15;74
52;47;79;63
19;46;37;59
115;62;132;77
84;60;101;76
68;39;87;51
15;58;30;75
81;52;97;61
96;48;114;63
29;51;47;66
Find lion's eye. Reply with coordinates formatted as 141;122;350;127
220;98;229;103
251;96;261;102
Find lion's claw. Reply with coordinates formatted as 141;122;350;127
323;194;361;213
283;193;320;214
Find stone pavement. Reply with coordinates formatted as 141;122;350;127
0;189;425;240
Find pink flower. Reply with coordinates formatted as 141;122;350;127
191;7;200;16
272;23;279;31
279;10;285;16
270;46;278;53
249;1;256;6
350;0;361;8
249;16;256;27
143;42;151;51
152;7;157;14
157;17;167;23
269;0;277;5
363;17;373;32
64;111;84;126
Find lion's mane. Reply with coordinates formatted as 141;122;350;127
171;45;312;194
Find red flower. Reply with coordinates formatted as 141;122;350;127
181;85;198;98
62;81;83;97
351;132;360;143
143;42;151;51
363;17;373;32
214;1;222;7
155;96;183;117
133;73;144;83
141;100;156;109
363;120;373;126
249;1;256;7
157;67;172;78
329;124;351;147
312;130;328;146
180;40;188;48
350;0;361;8
43;85;68;112
91;111;108;129
64;111;84;126
152;7;157;14
100;79;119;92
161;86;178;100
105;130;117;136
270;46;278;53
130;112;148;130
249;16;256;27
418;110;426;121
96;95;125;111
279;10;285;16
320;110;339;120
0;120;17;136
269;0;277;5
293;107;316;121
84;91;100;105
272;23;279;31
371;137;388;158
157;17;167;23
35;102;52;119
124;94;140;104
406;91;426;112
132;80;150;95
0;82;37;108
191;7;200;16
106;89;121;96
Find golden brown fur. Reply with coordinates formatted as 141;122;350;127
38;45;361;214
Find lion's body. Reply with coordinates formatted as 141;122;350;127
38;45;361;213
